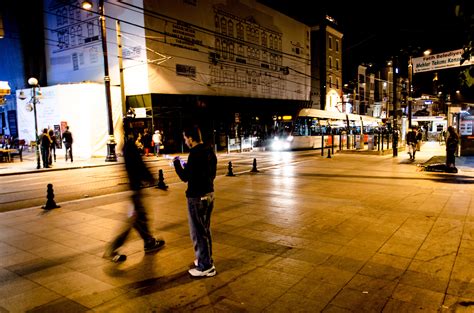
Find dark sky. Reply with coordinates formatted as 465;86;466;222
260;0;467;75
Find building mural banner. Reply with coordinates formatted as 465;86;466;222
412;49;473;74
43;0;149;95
145;0;311;100
16;83;123;159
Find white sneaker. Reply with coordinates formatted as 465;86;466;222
188;265;216;277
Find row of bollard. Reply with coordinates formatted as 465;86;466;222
41;158;262;210
226;158;259;176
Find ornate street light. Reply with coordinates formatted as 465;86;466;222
20;77;42;169
82;0;117;162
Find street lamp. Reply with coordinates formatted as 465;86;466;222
22;77;41;169
82;0;117;162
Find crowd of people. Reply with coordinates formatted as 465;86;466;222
38;126;73;168
134;128;164;157
405;125;459;168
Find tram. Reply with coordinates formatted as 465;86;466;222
270;108;383;150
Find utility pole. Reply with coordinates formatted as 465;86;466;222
407;56;413;129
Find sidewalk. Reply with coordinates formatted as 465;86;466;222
0;150;124;176
1;142;474;312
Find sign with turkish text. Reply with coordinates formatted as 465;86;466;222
412;49;473;73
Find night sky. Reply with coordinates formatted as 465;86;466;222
259;0;472;99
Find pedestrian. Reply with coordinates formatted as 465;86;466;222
135;132;144;154
62;126;73;162
103;120;165;263
446;126;459;168
173;126;217;277
406;127;418;161
40;128;52;168
48;129;57;164
416;128;423;151
142;128;152;156
152;130;162;156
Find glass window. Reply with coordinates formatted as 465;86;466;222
328;35;332;50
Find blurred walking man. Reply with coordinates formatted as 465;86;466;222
103;120;165;262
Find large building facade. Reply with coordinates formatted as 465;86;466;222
310;17;343;112
42;0;312;151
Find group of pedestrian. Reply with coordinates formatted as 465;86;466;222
135;128;164;157
39;126;73;168
104;122;217;278
406;125;459;168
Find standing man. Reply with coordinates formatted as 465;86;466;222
173;126;217;277
152;130;162;157
40;128;52;168
406;127;418;161
48;128;57;164
62;126;73;162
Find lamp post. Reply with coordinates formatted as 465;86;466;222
83;0;117;162
408;56;413;129
27;77;41;169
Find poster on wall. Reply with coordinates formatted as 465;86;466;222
54;124;62;149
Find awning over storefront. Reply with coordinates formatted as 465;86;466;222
0;81;11;96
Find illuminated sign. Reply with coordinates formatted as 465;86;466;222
412;49;473;73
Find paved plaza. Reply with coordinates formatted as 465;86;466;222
1;142;474;312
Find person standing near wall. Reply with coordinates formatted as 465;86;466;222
152;130;162;156
142;128;152;156
173;126;217;277
48;128;57;164
40;128;52;168
62;126;73;162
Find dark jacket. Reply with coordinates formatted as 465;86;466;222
40;133;52;148
174;144;217;198
406;131;417;144
62;130;73;144
124;139;154;190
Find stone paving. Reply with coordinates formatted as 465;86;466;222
1;142;474;312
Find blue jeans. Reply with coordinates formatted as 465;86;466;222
187;193;214;270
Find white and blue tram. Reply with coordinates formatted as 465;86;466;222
270;108;383;150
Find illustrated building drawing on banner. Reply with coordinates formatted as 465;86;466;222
145;0;310;100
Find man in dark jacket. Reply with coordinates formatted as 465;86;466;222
40;128;52;168
406;127;418;160
174;126;217;277
103;121;165;262
62;126;73;162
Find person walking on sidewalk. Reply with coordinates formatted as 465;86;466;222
406;127;418;161
62;126;73;162
416;128;423;152
173;126;217;277
446;126;459;168
103;121;165;262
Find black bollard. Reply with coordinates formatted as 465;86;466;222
156;169;169;190
250;158;259;173
327;148;331;158
226;161;235;176
42;183;60;210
